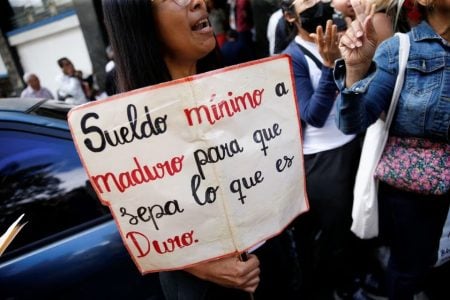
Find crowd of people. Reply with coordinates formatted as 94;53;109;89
20;0;449;299
20;56;100;104
20;0;423;104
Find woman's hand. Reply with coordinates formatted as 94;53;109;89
310;20;340;68
339;0;378;87
185;254;261;293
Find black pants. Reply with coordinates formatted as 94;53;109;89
379;182;450;300
159;232;300;300
291;137;363;299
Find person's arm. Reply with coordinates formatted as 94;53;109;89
184;254;260;293
44;88;55;99
288;21;342;128
288;44;338;128
332;0;379;134
338;0;381;86
335;26;399;134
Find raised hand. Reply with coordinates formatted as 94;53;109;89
185;254;261;293
339;0;378;86
310;20;340;68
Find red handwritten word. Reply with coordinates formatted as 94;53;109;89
126;230;197;257
184;89;265;126
91;155;184;194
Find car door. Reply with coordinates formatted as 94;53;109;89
0;111;163;299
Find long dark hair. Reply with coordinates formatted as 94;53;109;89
102;0;221;93
279;0;299;48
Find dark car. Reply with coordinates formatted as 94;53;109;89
0;98;164;299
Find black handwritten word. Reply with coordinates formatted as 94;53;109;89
253;123;282;156
126;230;197;258
275;82;289;97
184;89;264;126
120;200;184;230
91;156;184;193
230;171;264;204
191;174;219;206
81;104;167;153
193;139;244;180
276;155;294;172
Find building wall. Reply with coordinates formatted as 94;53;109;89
0;55;7;78
7;10;92;97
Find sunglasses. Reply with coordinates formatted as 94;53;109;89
151;0;192;7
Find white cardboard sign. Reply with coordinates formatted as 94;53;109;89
68;56;308;274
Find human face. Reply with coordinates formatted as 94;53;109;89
295;0;335;33
27;75;41;91
153;0;192;6
292;0;321;14
151;0;215;68
418;0;450;41
60;59;75;76
332;0;355;18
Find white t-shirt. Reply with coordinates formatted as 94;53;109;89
55;74;87;105
267;9;283;56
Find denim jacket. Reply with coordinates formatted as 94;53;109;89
334;21;450;142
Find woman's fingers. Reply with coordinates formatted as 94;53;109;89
340;22;361;49
239;261;261;292
185;254;261;292
366;1;375;17
309;20;340;67
350;17;365;39
329;21;338;46
345;16;353;29
237;254;260;292
316;24;324;45
324;20;332;43
364;15;377;44
351;0;368;23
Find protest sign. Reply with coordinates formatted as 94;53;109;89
68;55;308;274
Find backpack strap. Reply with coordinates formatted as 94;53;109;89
297;44;323;70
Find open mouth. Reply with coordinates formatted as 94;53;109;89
192;18;210;31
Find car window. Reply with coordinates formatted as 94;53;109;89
0;123;110;257
30;100;74;120
31;106;69;120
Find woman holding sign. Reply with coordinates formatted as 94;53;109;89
101;0;296;299
280;0;364;298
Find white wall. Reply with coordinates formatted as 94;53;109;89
8;11;92;97
0;56;7;78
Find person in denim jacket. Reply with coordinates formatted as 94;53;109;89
335;0;449;299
